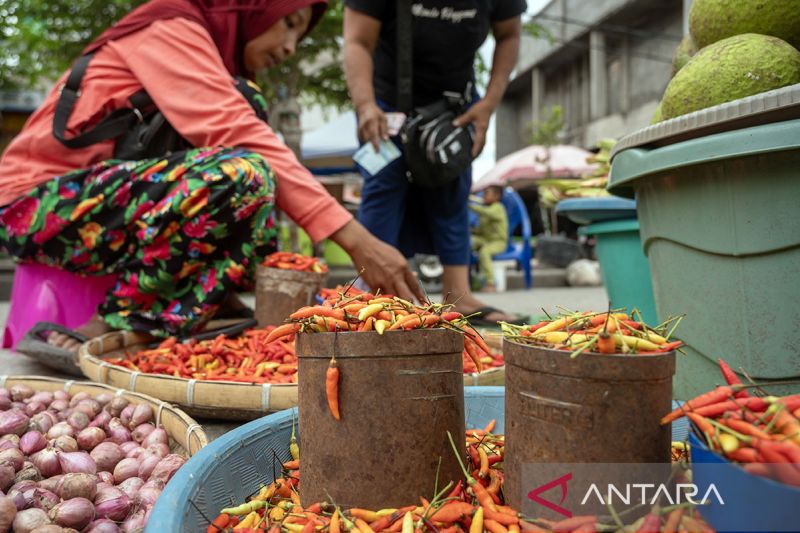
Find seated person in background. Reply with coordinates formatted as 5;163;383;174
469;185;508;292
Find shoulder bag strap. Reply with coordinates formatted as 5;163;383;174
395;0;413;114
52;53;155;149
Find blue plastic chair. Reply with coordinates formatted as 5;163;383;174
470;187;533;289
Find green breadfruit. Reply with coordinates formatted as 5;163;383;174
689;0;800;49
660;33;800;120
671;36;698;76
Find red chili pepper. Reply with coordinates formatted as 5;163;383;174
718;358;748;398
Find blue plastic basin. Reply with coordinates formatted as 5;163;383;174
148;389;688;532
689;432;800;532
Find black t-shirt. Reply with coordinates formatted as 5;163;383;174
345;0;527;107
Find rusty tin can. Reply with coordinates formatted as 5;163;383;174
503;339;676;512
254;265;327;327
296;328;466;509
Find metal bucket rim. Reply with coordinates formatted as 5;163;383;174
296;328;464;358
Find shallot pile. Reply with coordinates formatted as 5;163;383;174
0;384;186;532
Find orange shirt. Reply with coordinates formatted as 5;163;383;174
0;18;351;243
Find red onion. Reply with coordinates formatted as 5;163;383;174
131;423;155;444
56;473;97;501
0;449;23;471
145;444;169;459
116;477;143;500
10;385;34;402
75;399;101;418
86;518;121;533
134;485;161;509
0;462;14;491
37;475;62;493
0;410;29;437
106;397;129;418
77;428;106;451
28;414;54;435
137;454;161;481
27;488;59;512
125;447;145;460
52;436;78;453
58;451;96;474
141;428;168;449
149;454;184;485
29;392;54;406
89;443;124;472
49;496;95;530
49;399;69;412
0;397;10;411
94;393;113;407
12;507;49;533
30;448;61;478
66;411;90;432
20;431;47;455
140;478;164;491
9;480;37;494
89;411;111;429
0;388;8;398
25;402;47;417
30;525;68;533
46;423;74;440
94;486;131;521
0;495;16;532
121;508;146;532
68;392;90;408
96;471;114;485
128;404;153;429
118;405;135;427
14;462;41;483
52;391;68;402
118;442;138;456
10;403;26;412
112;458;139;484
0;435;19;450
105;420;131;444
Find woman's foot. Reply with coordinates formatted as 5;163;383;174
450;293;517;323
46;314;112;353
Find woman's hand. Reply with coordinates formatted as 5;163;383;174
329;219;425;303
356;101;388;152
453;99;494;157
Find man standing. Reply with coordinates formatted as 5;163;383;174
343;0;526;323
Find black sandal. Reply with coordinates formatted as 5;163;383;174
467;306;528;328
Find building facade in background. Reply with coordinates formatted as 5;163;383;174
497;0;691;154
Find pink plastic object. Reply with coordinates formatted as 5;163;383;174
2;263;116;349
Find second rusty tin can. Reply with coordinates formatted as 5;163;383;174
503;339;676;512
296;328;466;509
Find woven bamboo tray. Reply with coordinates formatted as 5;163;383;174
79;330;505;420
0;375;207;456
79;331;298;421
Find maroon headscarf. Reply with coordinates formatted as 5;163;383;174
84;0;327;77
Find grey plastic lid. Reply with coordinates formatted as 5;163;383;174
610;83;800;159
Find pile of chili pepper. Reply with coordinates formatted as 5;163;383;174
266;290;498;374
662;358;800;487
206;420;715;533
106;326;299;384
263;252;328;273
501;310;683;358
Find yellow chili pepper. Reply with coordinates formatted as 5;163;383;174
469;507;484;533
221;500;266;515
401;511;414;533
357;303;385;322
233;511;259;529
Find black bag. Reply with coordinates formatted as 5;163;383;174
400;91;474;189
395;0;474;188
53;54;269;160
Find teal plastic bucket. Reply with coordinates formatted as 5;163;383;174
578;219;658;324
609;118;800;399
